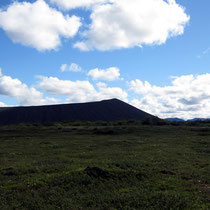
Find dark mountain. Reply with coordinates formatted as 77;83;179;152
165;118;210;122
0;98;155;125
165;118;185;122
187;118;210;122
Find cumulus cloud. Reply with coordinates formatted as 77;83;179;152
128;74;210;120
0;0;81;51
50;0;108;10
0;68;2;77
75;0;190;51
60;63;82;72
69;63;82;72
38;76;127;102
87;67;120;81
0;74;59;106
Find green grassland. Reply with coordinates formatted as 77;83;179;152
1;121;210;209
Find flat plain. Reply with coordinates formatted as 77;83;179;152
1;121;210;209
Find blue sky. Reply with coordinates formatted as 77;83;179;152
0;0;210;119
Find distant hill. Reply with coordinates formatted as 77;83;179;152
165;118;185;122
0;99;155;125
187;118;210;122
165;118;210;122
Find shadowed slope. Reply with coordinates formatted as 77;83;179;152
0;99;154;125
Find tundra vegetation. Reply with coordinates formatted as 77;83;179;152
1;120;210;209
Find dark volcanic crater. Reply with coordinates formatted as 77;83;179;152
0;98;153;125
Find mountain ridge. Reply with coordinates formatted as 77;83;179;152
165;117;210;122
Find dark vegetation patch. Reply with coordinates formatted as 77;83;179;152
1;168;18;176
1;122;210;209
92;127;117;135
85;167;111;179
160;169;176;175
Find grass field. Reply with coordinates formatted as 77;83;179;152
1;121;210;209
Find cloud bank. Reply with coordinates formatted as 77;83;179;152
129;74;210;120
0;0;189;51
0;72;59;106
38;76;128;102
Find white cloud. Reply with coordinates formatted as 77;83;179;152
75;0;189;51
60;64;68;72
87;67;120;81
38;76;127;102
128;74;210;120
0;68;2;77
69;63;82;72
97;85;128;102
0;75;59;106
96;82;107;88
60;63;82;72
38;76;95;97
0;0;81;51
50;0;108;10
